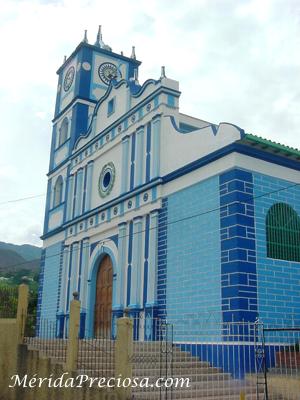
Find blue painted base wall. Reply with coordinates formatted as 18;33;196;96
39;241;63;323
177;342;281;379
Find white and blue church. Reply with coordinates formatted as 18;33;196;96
38;27;300;344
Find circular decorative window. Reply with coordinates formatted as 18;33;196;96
98;162;116;198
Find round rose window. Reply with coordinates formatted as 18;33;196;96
98;162;115;198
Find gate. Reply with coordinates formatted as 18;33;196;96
255;320;300;400
131;316;173;400
159;321;173;400
254;320;269;399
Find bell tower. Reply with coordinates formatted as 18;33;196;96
44;27;141;237
49;27;141;171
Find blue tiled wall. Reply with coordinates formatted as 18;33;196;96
253;172;300;326
164;176;222;340
157;198;168;319
219;169;258;323
40;241;63;322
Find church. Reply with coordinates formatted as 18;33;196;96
38;27;300;341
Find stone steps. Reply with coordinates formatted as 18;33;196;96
132;354;204;362
133;361;215;369
132;388;260;400
77;369;115;378
80;370;231;381
133;370;228;378
133;387;258;396
26;337;261;399
130;343;259;399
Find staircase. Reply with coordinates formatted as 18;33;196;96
26;338;262;399
131;342;260;399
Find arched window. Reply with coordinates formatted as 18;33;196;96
53;176;63;207
266;203;300;262
58;118;68;146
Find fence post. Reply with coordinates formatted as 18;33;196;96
16;282;29;344
115;317;133;400
65;292;81;372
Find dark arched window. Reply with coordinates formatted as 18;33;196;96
53;176;63;207
266;203;300;262
59;118;68;146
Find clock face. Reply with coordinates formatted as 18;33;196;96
98;63;120;85
63;66;75;92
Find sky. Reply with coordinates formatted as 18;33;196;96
0;0;300;246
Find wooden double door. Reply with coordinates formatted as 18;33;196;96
94;255;113;337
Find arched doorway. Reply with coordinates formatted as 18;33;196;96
94;254;113;337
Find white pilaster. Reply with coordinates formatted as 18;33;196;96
84;162;94;212
117;223;127;307
151;117;161;179
74;169;84;217
80;238;90;310
121;136;130;193
67;175;74;221
130;217;143;307
135;127;145;187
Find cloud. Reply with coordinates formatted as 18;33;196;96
0;164;18;180
18;224;43;247
0;0;300;246
131;14;155;35
0;197;44;246
235;0;273;22
35;111;48;120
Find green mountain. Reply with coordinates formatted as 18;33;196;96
0;241;41;261
0;242;41;274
